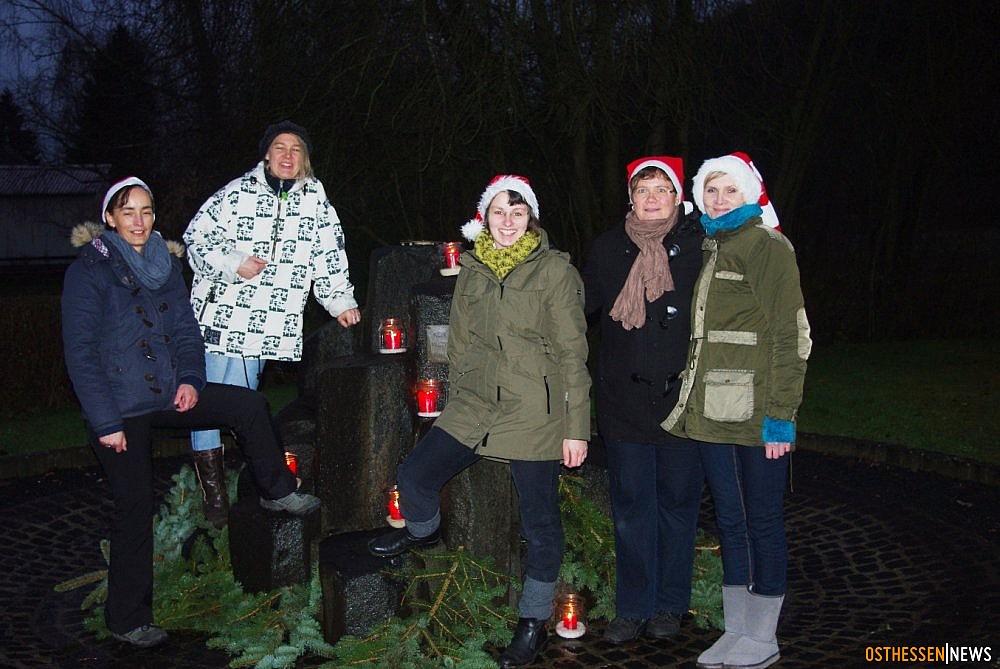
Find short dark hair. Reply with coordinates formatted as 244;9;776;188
503;189;541;232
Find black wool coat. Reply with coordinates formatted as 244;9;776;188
581;212;703;445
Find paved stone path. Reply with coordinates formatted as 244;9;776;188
1;448;997;668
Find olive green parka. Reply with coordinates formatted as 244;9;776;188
435;229;591;461
662;217;811;447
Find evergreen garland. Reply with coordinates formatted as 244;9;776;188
58;464;723;668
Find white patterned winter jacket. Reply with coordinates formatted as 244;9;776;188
184;162;358;360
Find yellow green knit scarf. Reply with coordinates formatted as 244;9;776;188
474;229;541;280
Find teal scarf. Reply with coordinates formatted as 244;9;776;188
700;203;762;237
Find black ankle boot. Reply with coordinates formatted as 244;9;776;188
498;617;548;668
192;447;229;529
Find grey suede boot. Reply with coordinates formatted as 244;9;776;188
192;447;229;529
696;585;748;669
721;592;783;669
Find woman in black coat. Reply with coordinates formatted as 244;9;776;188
581;156;705;644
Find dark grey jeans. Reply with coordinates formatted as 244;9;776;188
396;426;564;584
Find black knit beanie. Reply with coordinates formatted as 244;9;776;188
259;120;312;159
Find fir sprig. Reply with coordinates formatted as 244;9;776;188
57;463;723;668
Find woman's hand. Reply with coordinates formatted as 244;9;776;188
337;308;361;328
237;256;267;279
174;384;199;412
764;442;791;459
562;439;588;468
99;431;128;453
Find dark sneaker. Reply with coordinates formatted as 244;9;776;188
260;491;320;515
111;624;168;647
603;616;646;644
646;611;681;639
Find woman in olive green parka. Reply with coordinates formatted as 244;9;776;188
437;226;591;461
369;175;590;669
666;153;810;669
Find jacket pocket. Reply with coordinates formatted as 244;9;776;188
703;369;754;422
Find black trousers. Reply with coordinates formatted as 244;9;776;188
88;383;296;634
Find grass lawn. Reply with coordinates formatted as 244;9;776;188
2;339;996;466
798;338;997;466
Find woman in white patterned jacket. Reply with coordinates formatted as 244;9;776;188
183;120;360;528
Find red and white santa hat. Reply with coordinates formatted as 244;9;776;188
626;156;684;203
461;174;540;242
692;152;780;230
626;156;694;215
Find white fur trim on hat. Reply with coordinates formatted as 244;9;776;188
101;176;152;220
691;153;780;229
461;174;540;241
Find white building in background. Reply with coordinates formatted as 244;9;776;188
0;164;108;271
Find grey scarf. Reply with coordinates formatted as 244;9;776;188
102;230;173;290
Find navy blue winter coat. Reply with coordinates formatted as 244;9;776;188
62;225;206;437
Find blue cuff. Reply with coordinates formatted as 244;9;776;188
762;416;795;443
178;375;206;390
97;423;125;438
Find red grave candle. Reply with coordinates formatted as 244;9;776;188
443;242;461;268
387;486;403;521
284;451;298;476
379;318;406;353
416;379;441;416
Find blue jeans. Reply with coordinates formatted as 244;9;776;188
699;443;788;596
397;427;564;584
191;353;266;452
606;439;703;619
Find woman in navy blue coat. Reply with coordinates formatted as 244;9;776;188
61;177;320;648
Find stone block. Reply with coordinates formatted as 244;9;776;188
275;398;317;479
409;278;455;393
314;357;414;534
318;529;408;643
364;244;440;356
299;322;361;405
228;492;321;593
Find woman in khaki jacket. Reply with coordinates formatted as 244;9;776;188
663;153;811;669
368;175;590;668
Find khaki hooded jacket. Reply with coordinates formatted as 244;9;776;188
435;229;591;461
662;217;811;447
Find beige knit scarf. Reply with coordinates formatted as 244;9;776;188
609;210;678;330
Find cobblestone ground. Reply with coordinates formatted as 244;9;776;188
1;449;997;668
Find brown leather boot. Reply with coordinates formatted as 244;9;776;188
192;447;229;529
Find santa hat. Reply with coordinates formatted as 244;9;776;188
626;156;684;202
691;152;780;230
101;176;153;219
626;156;694;215
460;174;540;242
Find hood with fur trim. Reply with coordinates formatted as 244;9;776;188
70;221;186;257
